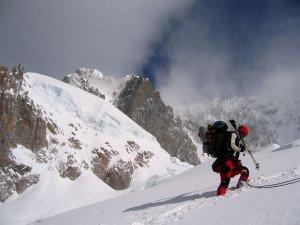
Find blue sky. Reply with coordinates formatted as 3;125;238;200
0;0;299;107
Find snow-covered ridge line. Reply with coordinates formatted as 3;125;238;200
63;68;147;103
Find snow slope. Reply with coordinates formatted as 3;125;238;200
26;139;300;225
0;73;191;224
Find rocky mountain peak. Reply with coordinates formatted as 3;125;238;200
114;76;154;117
115;76;200;165
74;68;104;79
63;70;200;165
63;68;105;99
0;66;191;204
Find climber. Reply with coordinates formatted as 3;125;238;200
213;123;250;195
198;121;250;196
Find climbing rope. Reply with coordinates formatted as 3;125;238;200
246;177;300;189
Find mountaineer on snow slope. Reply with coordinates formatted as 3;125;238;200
198;121;250;196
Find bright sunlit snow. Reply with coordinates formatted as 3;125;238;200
3;139;299;225
0;73;191;225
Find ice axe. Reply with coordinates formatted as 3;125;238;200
229;120;260;170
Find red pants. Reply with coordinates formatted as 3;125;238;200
212;158;249;195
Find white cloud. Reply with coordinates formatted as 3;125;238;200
156;1;300;110
0;0;193;78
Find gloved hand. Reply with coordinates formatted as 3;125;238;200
240;145;246;152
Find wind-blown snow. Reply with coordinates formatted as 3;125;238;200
22;139;300;225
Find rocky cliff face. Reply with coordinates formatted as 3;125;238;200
115;76;200;165
0;65;48;202
63;68;106;99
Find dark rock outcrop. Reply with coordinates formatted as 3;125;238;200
91;141;155;190
0;65;48;154
91;147;117;182
104;160;134;190
0;65;48;202
58;155;81;181
63;68;105;99
115;76;200;165
0;167;39;202
135;151;154;167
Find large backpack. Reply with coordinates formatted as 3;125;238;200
200;121;231;158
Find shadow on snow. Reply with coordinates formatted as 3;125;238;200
123;190;216;212
272;143;295;152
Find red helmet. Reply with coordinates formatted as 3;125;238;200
238;125;250;137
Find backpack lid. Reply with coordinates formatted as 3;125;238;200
213;121;228;132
